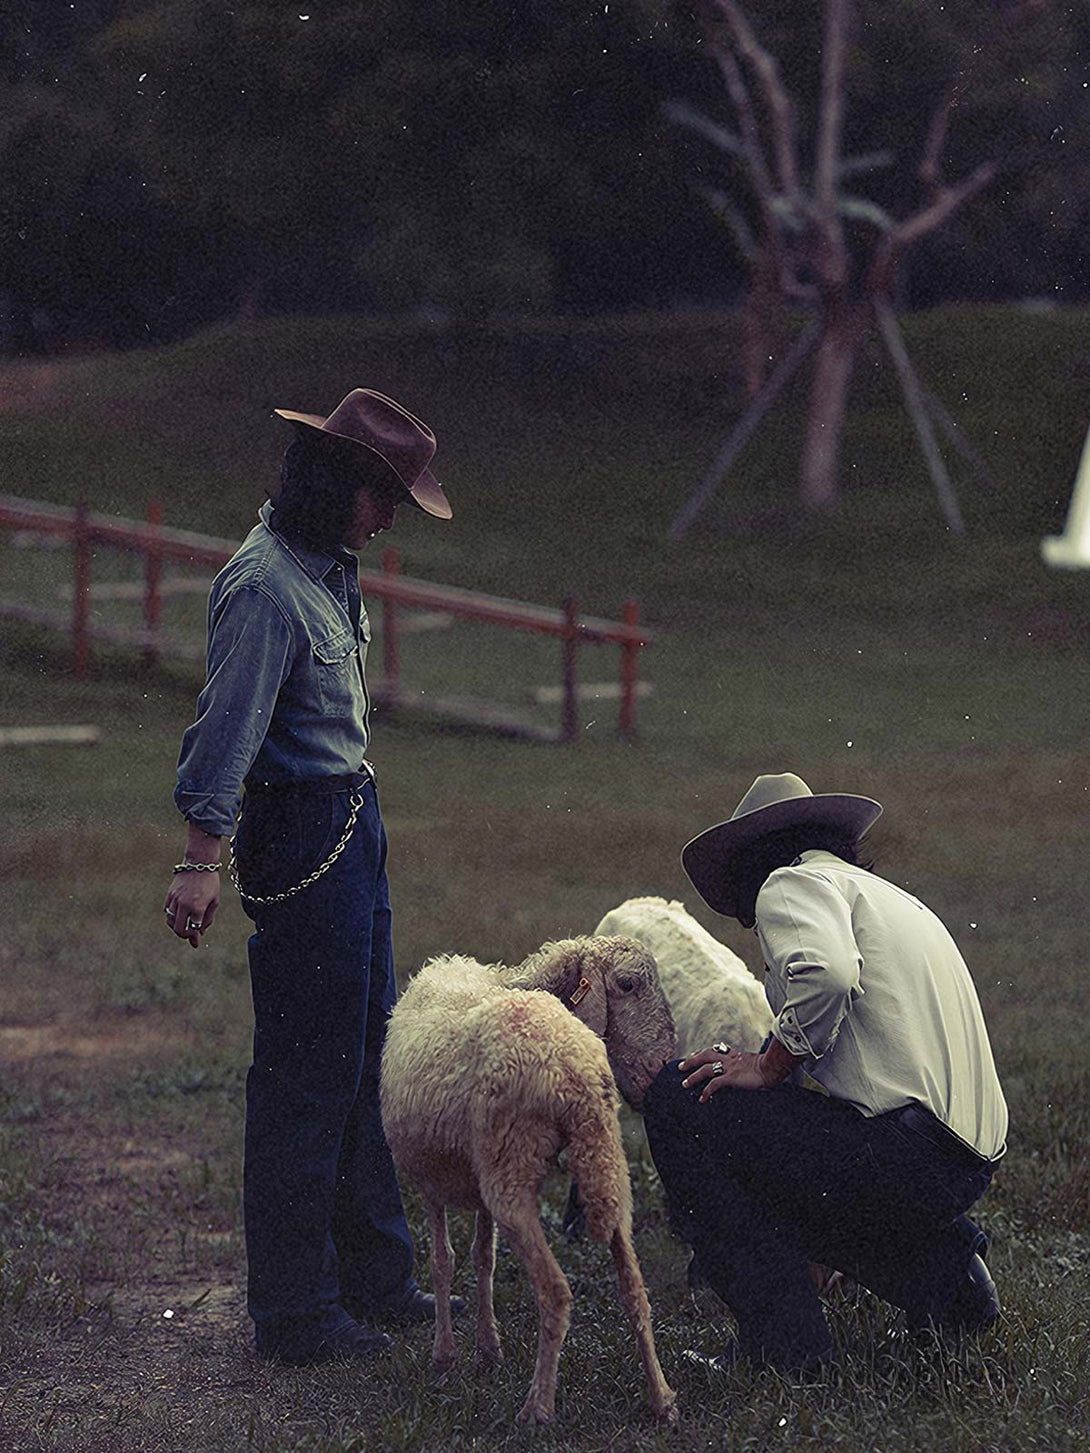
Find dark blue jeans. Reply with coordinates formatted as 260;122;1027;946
234;780;415;1349
644;1063;994;1369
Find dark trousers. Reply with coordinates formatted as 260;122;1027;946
234;781;415;1347
644;1063;994;1369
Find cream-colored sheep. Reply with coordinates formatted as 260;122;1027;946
591;898;841;1300
380;935;677;1426
558;897;771;1249
594;896;772;1055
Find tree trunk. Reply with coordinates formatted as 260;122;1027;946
799;309;860;513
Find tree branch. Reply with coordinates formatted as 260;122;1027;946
874;297;966;534
814;0;849;214
712;0;801;203
918;78;964;195
868;160;996;295
668;322;821;541
709;42;773;199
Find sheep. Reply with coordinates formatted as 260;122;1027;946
593;896;772;1057
380;935;678;1426
591;898;841;1301
559;896;773;1252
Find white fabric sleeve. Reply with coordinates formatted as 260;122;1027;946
756;867;864;1059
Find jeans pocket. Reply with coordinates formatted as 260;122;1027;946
881;1122;976;1223
235;796;338;901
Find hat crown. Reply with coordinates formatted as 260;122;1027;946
680;772;883;919
732;772;814;822
274;386;452;518
321;389;436;486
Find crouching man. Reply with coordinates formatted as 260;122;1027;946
644;772;1007;1374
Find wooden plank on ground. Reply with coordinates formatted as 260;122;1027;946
531;681;654;705
0;725;101;747
0;600;206;660
369;685;560;742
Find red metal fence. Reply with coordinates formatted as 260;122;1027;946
0;493;653;742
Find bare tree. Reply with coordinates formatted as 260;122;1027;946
668;0;1039;538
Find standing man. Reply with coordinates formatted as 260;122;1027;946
164;389;457;1365
644;772;1008;1374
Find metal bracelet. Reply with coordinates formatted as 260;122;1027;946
228;789;365;905
173;861;222;873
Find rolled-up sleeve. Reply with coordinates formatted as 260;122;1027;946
756;868;863;1059
174;585;293;837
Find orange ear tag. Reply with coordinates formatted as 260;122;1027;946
569;978;591;1006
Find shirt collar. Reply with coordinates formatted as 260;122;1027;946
258;500;357;580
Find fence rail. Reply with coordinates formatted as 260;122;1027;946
0;493;653;742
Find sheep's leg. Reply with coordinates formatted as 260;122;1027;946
499;1203;573;1425
471;1208;502;1363
425;1199;457;1368
609;1225;678;1423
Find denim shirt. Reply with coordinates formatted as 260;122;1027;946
175;502;372;837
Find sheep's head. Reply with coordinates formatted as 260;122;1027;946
506;935;676;1109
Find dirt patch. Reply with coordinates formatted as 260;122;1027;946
0;1012;197;1068
1;1007;257;1451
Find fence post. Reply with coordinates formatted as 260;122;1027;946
72;498;91;679
144;499;163;667
619;598;640;738
561;594;579;743
382;547;401;707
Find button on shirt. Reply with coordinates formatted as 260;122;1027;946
757;850;1008;1161
175;502;371;838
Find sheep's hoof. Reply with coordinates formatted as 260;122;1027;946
655;1395;680;1425
474;1341;504;1366
432;1346;457;1372
516;1399;554;1425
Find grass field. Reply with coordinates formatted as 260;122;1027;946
1;308;1089;1451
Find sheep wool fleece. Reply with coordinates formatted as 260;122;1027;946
381;958;627;1237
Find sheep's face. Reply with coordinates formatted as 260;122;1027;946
595;937;676;1110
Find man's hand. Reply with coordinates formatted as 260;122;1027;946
164;871;221;948
680;1036;804;1102
164;826;222;949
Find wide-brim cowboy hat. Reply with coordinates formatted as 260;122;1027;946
274;387;452;519
681;772;883;917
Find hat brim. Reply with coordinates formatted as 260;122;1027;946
681;793;883;917
274;410;453;520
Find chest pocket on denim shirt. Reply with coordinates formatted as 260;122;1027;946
313;626;359;718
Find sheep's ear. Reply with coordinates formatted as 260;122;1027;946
566;962;608;1038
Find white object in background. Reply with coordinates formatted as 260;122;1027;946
1042;425;1090;568
0;725;101;747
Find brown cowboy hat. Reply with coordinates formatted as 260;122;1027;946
275;388;452;519
681;772;883;917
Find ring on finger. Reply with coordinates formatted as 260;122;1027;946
165;910;176;923
713;1041;732;1055
186;917;202;933
711;1059;724;1077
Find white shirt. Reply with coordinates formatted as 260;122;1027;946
756;851;1008;1161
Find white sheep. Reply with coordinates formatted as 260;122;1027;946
380;935;678;1426
558;896;771;1250
592;898;841;1301
594;896;772;1055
